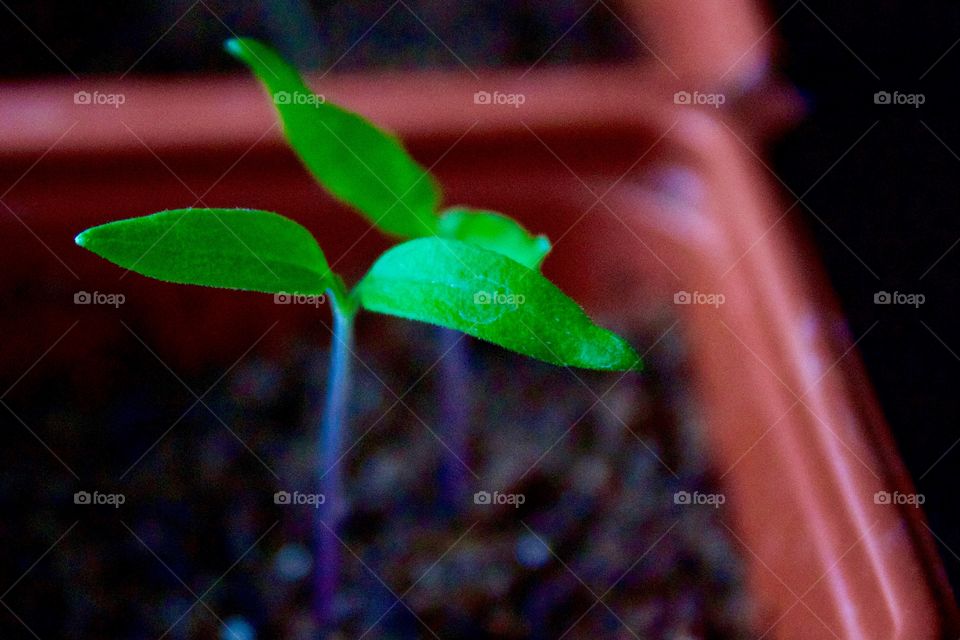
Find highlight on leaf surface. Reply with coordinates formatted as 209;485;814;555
437;207;551;270
225;37;440;238
356;238;641;371
75;208;333;294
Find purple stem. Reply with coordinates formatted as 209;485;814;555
314;304;354;629
438;327;472;511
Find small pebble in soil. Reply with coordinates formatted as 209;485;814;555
272;543;313;582
220;616;256;640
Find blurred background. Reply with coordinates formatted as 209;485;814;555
1;1;957;638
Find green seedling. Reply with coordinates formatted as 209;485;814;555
75;38;641;630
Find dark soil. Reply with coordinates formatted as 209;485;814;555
0;316;752;640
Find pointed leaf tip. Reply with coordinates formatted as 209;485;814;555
224;37;242;56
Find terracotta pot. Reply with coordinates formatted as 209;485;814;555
1;61;955;637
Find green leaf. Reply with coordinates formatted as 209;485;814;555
225;37;440;238
437;207;551;269
75;208;332;294
357;238;641;371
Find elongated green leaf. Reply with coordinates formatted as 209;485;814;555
225;37;440;238
437;207;551;269
75;208;332;294
357;238;640;371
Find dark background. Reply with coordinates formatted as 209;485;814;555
2;0;957;600
769;0;960;593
